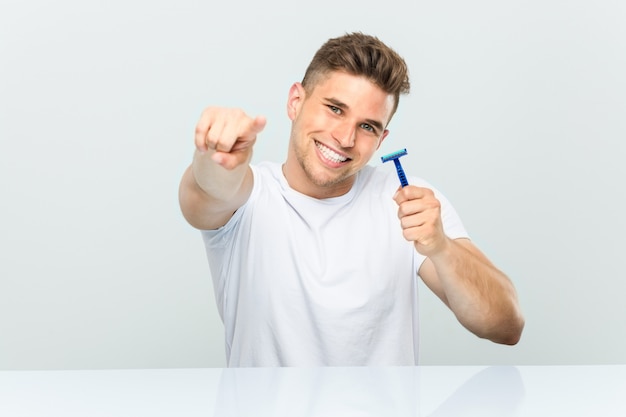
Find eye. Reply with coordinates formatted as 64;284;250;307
360;123;375;133
328;105;342;115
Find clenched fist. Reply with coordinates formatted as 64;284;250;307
393;185;449;257
195;107;266;170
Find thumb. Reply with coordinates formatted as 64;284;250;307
211;150;249;170
392;186;405;204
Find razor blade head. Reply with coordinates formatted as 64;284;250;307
380;148;408;163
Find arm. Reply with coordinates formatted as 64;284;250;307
178;107;266;230
393;186;524;345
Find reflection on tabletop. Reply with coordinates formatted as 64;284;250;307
1;365;625;416
214;366;524;416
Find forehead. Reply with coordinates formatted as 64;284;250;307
309;71;395;124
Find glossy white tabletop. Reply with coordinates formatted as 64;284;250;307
1;365;625;416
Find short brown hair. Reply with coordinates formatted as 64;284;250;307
302;32;410;119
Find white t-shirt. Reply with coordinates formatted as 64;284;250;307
201;162;468;367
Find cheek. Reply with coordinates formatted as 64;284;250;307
356;134;384;155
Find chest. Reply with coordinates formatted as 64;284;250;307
239;189;417;310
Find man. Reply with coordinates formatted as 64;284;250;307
179;32;524;366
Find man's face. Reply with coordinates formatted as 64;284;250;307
284;71;394;198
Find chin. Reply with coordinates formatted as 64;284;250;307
310;168;354;189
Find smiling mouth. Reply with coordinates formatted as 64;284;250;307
315;140;350;164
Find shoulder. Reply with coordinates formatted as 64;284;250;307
200;161;281;238
248;161;285;194
251;161;281;181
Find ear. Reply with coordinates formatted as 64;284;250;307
376;129;390;150
287;82;306;121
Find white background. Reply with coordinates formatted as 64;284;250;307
1;0;625;369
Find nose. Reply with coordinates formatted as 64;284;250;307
330;121;356;148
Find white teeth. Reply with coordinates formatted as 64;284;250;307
315;141;348;163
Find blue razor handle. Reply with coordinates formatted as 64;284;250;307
381;148;409;187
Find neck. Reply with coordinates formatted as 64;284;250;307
281;161;355;199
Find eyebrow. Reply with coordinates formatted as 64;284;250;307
325;97;385;133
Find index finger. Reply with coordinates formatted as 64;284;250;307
214;114;267;153
250;115;267;135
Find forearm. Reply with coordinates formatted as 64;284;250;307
179;149;252;230
191;149;251;202
426;239;525;345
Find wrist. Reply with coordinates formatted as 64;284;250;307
418;236;453;262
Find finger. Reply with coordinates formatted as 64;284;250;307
210;111;261;151
251;115;267;134
228;114;266;143
194;111;213;153
402;216;441;245
206;116;228;152
195;107;227;153
393;185;422;205
392;186;404;203
400;212;426;229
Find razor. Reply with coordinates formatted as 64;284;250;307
381;148;409;187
